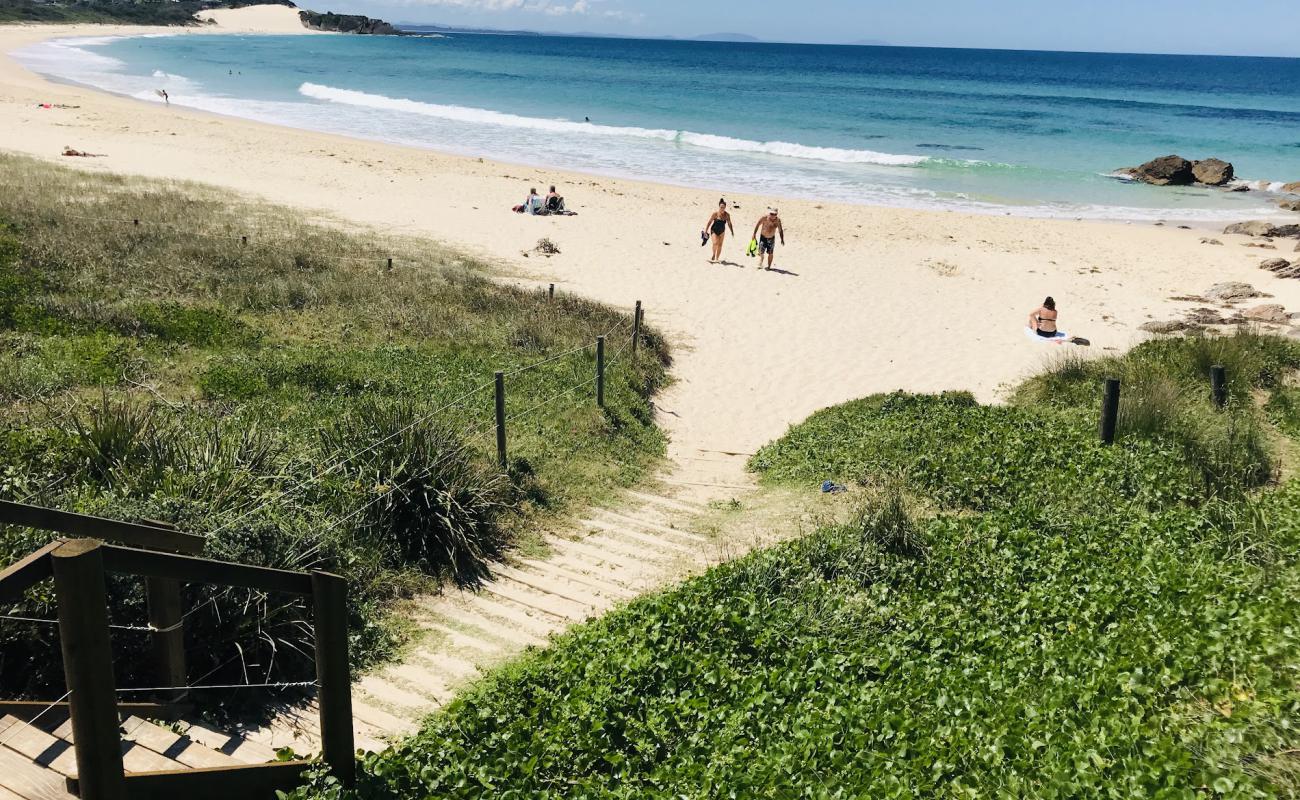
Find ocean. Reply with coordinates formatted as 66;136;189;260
15;32;1300;221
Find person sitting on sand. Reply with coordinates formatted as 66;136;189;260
703;198;735;264
545;185;566;213
751;208;785;270
1028;296;1060;338
524;187;543;215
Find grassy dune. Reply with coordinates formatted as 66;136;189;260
0;153;668;710
297;332;1300;798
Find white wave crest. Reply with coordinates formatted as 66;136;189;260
297;82;928;167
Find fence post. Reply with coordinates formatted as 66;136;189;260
240;235;247;247
312;570;355;789
1211;364;1227;409
386;257;393;272
53;539;126;800
145;577;187;703
132;219;139;227
1099;378;1120;445
632;301;642;359
548;283;555;301
495;371;508;470
596;336;606;408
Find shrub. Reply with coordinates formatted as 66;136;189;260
321;402;511;587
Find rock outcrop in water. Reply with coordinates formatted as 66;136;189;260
1121;155;1195;186
1117;154;1235;187
1283;182;1300;194
1191;158;1234;186
298;10;396;34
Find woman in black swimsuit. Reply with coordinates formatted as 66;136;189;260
1029;296;1060;338
703;198;735;264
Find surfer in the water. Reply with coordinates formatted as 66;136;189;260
703;198;734;264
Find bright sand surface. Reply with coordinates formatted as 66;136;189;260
4;7;1300;487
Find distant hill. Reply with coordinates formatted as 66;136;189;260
847;38;892;46
692;32;762;43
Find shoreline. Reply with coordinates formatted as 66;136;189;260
16;26;1294;228
4;12;1300;484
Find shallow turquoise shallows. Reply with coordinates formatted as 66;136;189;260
19;32;1300;221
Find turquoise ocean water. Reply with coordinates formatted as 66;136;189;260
14;32;1300;221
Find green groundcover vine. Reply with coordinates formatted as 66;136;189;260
289;332;1300;798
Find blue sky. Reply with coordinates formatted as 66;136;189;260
322;0;1299;56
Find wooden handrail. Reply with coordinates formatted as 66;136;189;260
100;544;313;596
0;539;62;604
0;500;204;554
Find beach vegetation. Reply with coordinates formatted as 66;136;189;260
0;152;667;715
288;330;1300;798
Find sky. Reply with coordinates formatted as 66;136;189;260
320;0;1300;57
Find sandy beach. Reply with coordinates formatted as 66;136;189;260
3;6;1299;486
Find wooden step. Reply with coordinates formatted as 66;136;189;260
454;592;561;639
349;700;417;737
0;744;73;800
582;519;696;556
491;564;612;608
120;717;244;770
595;509;709;543
625;491;705;515
178;721;279;765
515;558;639;599
0;715;77;777
482;578;592;622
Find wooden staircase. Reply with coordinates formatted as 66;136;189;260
0;711;290;800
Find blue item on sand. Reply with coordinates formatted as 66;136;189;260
821;480;847;494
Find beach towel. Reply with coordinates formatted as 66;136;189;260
1024;327;1069;343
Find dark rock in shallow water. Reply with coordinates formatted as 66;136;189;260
1192;158;1234;186
1130;155;1195;186
1278;198;1300;212
1228;184;1250;192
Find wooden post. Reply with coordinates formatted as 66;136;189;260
386;257;393;272
596;336;606;408
53;539;126;800
495;371;507;471
632;301;642;359
1211;364;1227;409
311;571;355;788
145;577;187;703
1100;378;1120;445
548;283;555;301
132;219;139;227
240;236;247;247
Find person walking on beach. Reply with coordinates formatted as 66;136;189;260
703;198;734;263
752;207;785;270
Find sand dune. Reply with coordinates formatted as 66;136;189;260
3;12;1299;486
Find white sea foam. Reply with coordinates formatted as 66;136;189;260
297;82;929;167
